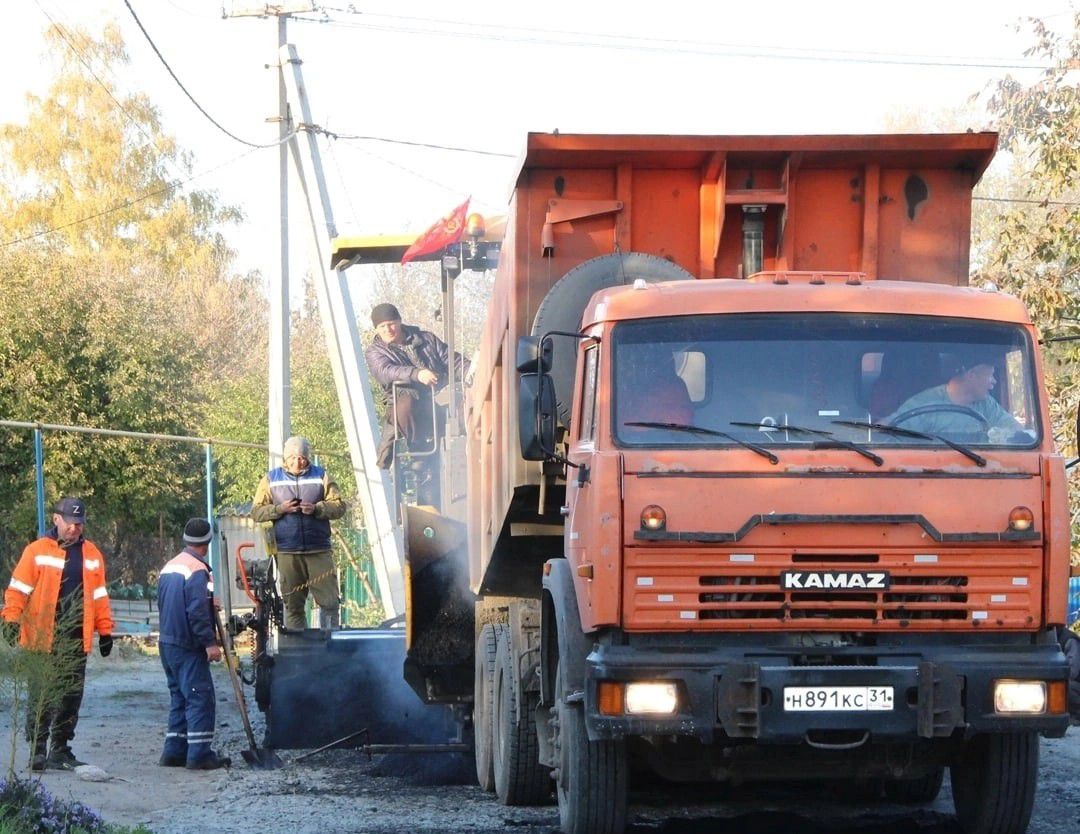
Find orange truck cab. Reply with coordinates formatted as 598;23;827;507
404;134;1070;834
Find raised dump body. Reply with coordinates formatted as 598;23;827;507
404;133;1070;834
468;133;997;599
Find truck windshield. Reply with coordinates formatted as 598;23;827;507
612;314;1040;450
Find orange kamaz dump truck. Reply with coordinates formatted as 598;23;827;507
400;133;1071;834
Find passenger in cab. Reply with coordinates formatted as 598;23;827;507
617;344;694;430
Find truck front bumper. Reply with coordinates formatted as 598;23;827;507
584;638;1069;743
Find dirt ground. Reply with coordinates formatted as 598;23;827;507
2;647;1079;834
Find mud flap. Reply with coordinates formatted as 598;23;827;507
403;505;476;704
265;628;461;749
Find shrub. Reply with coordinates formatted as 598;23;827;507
0;776;105;834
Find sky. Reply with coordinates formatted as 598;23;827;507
3;0;1076;297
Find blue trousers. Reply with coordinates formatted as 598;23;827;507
160;643;216;765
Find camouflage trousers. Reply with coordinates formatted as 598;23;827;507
276;550;340;631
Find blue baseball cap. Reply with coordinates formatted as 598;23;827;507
54;497;86;524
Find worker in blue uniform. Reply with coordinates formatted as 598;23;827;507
156;518;230;770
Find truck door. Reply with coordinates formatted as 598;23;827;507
564;343;600;576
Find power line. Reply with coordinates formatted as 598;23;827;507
123;0;283;149
1;146;266;248
31;0;190;186
337;142;502;214
975;195;1080;207
317;128;515;158
299;9;1052;71
323;134;362;230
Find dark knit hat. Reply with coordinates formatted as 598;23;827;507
183;518;213;545
945;346;998;379
371;303;402;327
54;497;86;524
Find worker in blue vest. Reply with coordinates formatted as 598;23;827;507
251;436;345;630
156;518;230;770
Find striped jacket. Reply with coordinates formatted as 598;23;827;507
250;464;345;553
2;533;114;654
157;548;216;651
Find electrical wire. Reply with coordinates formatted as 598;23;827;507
974;195;1080;207
324;134;362;230
335;142;502;214
1;145;266;247
123;0;285;148
317;127;514;158
298;9;1052;71
31;0;191;186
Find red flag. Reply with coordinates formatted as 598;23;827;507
401;197;471;264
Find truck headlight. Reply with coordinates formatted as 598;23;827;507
993;680;1046;714
625;682;679;715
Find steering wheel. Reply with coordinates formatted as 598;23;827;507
888;403;989;430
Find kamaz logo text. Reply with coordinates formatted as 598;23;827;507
780;570;891;591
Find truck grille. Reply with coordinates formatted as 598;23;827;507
624;549;1040;630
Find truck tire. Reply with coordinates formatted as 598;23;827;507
553;655;627;834
532;252;694;426
473;624;499;792
950;732;1038;834
882;767;944;803
492;625;552;805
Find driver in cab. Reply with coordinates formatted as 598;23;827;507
886;348;1025;440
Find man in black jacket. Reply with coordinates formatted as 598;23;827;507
364;303;468;505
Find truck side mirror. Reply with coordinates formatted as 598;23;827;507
516;336;553;374
519;372;556;460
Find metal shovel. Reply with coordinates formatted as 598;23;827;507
213;609;284;769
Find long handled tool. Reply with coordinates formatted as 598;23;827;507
213;609;284;769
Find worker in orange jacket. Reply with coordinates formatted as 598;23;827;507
2;497;115;771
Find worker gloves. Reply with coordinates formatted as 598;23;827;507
98;634;113;657
2;620;18;646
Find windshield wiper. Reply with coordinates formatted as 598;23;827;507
732;420;881;466
808;438;883;466
623;421;779;464
731;420;833;438
831;420;986;468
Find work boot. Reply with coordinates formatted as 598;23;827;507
186;751;231;770
30;752;47;772
158;753;186;767
46;747;86;770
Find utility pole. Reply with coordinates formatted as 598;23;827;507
223;5;406;617
280;43;406;617
223;3;314;464
270;12;291;465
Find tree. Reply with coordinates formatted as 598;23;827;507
979;14;1080;332
0;23;263;581
978;13;1080;558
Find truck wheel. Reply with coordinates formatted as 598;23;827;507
492;625;552;805
950;732;1038;834
553;656;627;834
882;767;943;803
473;624;499;792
